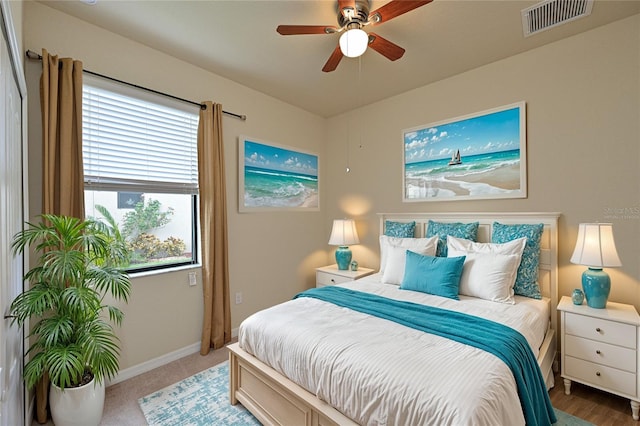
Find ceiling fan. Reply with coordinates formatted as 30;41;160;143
276;0;432;72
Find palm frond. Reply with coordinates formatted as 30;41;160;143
86;266;131;302
31;315;75;348
23;352;47;390
45;345;85;390
93;205;123;240
107;305;125;326
77;318;120;383
9;282;60;325
60;286;101;317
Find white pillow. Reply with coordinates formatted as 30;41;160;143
447;235;527;256
379;235;438;273
379;235;438;284
447;236;526;303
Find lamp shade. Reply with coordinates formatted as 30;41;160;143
339;29;368;58
570;223;622;267
328;219;360;246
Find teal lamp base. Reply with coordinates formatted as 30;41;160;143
582;267;610;309
335;246;352;270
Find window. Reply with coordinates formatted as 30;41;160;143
82;74;199;273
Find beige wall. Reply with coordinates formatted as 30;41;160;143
23;1;328;370
22;1;640;373
326;14;640;313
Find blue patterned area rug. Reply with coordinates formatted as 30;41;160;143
138;361;260;426
554;408;595;426
139;360;591;426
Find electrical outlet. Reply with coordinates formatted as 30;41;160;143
188;272;197;286
235;292;243;304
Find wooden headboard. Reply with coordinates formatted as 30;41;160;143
378;212;560;332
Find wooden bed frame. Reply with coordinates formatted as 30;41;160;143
229;212;560;426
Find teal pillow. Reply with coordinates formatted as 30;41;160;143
492;222;544;299
385;220;416;238
400;251;465;300
426;220;479;257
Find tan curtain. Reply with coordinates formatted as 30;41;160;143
40;48;85;219
198;102;231;354
36;49;85;424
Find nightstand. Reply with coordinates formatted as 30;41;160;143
315;264;374;288
558;296;640;420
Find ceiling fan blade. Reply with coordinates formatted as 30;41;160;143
276;25;337;35
368;0;432;25
322;45;344;72
368;33;405;61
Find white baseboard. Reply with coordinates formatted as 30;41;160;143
107;327;239;386
108;342;201;386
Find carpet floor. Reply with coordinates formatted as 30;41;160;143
139;361;594;426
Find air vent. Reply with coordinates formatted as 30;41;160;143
522;0;594;37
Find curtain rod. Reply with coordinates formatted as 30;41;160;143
26;50;247;121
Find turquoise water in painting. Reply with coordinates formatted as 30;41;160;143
405;149;520;180
244;166;318;208
404;149;521;199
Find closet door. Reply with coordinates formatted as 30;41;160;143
0;3;26;425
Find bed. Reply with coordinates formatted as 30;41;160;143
229;212;560;426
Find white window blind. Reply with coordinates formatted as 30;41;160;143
82;75;199;194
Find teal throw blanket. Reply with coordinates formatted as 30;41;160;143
295;286;556;426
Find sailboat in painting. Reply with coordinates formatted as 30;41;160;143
448;149;462;166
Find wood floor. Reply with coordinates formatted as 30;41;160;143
549;372;637;426
32;346;637;426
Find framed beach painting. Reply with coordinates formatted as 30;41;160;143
238;136;319;212
402;102;527;202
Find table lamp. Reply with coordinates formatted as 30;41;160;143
328;219;360;270
570;223;622;308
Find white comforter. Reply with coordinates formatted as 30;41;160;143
239;274;550;426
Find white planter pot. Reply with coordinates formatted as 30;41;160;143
49;378;105;426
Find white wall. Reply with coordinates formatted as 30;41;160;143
326;14;640;313
23;1;328;370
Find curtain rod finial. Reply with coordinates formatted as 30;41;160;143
26;50;42;60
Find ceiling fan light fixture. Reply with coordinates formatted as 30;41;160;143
339;28;368;58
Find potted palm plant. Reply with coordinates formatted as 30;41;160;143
9;214;131;426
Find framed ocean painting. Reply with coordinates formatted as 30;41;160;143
402;102;527;202
239;136;319;212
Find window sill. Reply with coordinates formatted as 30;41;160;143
128;263;202;280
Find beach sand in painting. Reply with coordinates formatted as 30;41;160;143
448;163;521;190
405;163;521;199
301;194;319;208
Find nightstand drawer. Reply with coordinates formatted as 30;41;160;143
565;334;637;373
565;312;636;349
565;355;637;396
316;271;352;287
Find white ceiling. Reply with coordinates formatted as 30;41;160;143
39;0;640;117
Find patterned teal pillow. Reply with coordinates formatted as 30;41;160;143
385;220;416;238
426;220;479;257
491;222;544;299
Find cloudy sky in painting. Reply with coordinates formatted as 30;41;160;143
404;106;522;164
244;139;318;177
